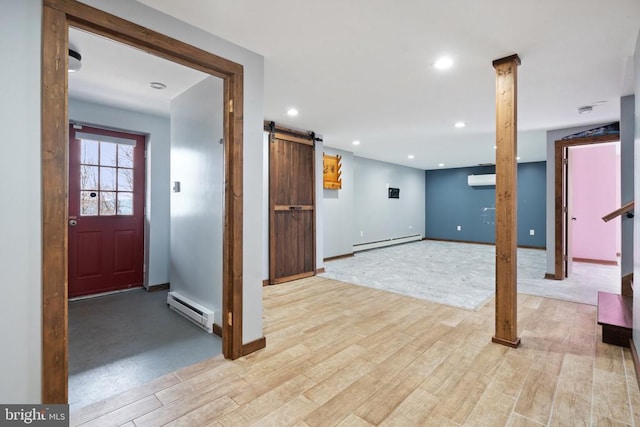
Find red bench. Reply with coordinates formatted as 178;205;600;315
597;291;632;347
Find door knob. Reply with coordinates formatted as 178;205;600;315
69;219;78;227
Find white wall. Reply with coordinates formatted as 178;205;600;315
77;0;266;344
323;147;355;258
69;99;171;287
353;157;425;245
170;77;223;321
0;0;42;403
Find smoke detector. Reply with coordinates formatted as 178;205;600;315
68;49;82;73
578;105;593;115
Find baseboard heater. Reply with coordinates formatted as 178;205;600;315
166;291;214;334
353;233;422;252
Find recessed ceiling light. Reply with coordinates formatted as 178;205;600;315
434;56;454;70
149;81;166;90
408;155;415;159
352;140;360;146
286;108;299;117
454;121;466;128
494;145;497;149
438;163;445;167
516;157;521;160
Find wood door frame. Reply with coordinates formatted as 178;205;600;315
42;0;244;403
553;133;620;280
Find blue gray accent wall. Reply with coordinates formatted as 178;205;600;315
425;162;546;247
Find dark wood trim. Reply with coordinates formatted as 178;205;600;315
315;268;326;274
242;336;266;356
324;253;355;262
41;5;69;404
544;273;561;280
223;67;244;361
623;273;634;298
572;258;618;266
491;336;521;348
273;271;315;285
147;283;170;292
262;279;270;287
492;54;521;67
213;323;223;338
630;339;640;391
554;133;620;280
42;0;246;403
44;0;242;79
492;54;520;348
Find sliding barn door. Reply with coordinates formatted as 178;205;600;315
269;130;316;284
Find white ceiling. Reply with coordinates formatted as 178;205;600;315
71;0;640;170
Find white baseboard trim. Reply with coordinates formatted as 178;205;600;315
353;234;422;252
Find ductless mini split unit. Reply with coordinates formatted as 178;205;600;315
467;174;496;187
167;291;214;333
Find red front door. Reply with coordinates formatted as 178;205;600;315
68;125;146;298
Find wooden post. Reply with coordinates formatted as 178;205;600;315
492;54;521;348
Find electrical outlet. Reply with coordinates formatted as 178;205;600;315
457;225;461;231
529;229;535;236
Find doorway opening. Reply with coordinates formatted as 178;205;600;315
42;0;245;404
66;27;226;408
553;132;620;280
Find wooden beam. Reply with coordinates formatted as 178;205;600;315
492;54;521;348
42;4;69;403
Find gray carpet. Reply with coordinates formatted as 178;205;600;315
69;289;221;410
320;240;620;310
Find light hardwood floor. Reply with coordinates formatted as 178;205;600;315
71;277;640;426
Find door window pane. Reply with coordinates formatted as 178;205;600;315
118;145;134;168
81;139;99;165
117;192;133;215
80;191;99;216
118;168;133;191
100;142;117;167
100;167;117;191
81;165;99;190
100;192;117;215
